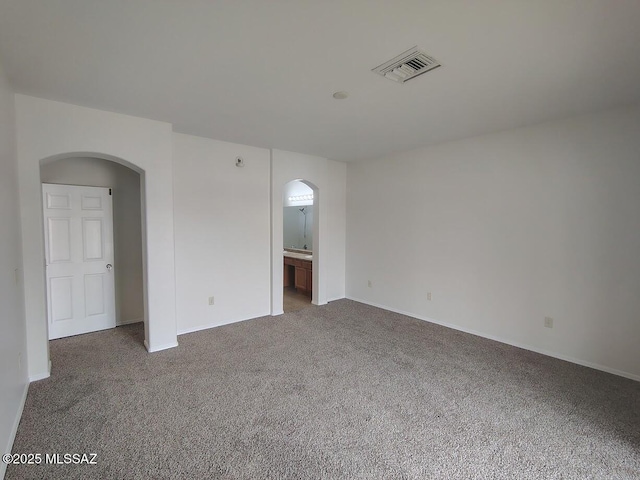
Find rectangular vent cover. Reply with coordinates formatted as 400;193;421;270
372;47;441;83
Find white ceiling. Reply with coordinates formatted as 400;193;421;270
1;0;639;162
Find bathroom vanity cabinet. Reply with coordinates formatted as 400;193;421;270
283;256;312;296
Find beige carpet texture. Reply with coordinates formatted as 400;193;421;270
7;299;640;479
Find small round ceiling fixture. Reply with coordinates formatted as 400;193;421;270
332;91;349;100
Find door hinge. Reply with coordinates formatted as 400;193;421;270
109;188;112;195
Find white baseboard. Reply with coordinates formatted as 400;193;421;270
143;340;179;353
1;382;29;479
327;296;345;302
178;311;271;336
117;317;143;326
28;360;51;382
347;296;640;383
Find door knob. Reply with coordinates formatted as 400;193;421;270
106;264;113;272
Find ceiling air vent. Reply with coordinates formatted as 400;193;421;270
372;46;441;83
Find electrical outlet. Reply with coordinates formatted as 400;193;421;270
367;280;372;288
544;317;553;328
427;292;432;301
208;296;215;305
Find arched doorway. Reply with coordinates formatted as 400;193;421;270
271;177;326;315
16;99;178;381
39;155;146;342
282;180;315;312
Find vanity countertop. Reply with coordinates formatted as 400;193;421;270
283;250;313;260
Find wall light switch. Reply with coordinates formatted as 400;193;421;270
427;292;432;301
544;317;553;328
367;280;372;288
208;296;215;305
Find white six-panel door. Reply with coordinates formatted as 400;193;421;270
42;184;116;339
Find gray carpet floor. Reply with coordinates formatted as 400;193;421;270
7;299;640;479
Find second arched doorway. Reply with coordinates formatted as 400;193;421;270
282;180;316;312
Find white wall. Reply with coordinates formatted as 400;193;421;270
271;150;347;313
173;133;271;334
325;159;347;302
15;95;177;379
0;61;28;478
347;105;640;380
40;157;144;325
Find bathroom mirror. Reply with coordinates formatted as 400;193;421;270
283;205;313;251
